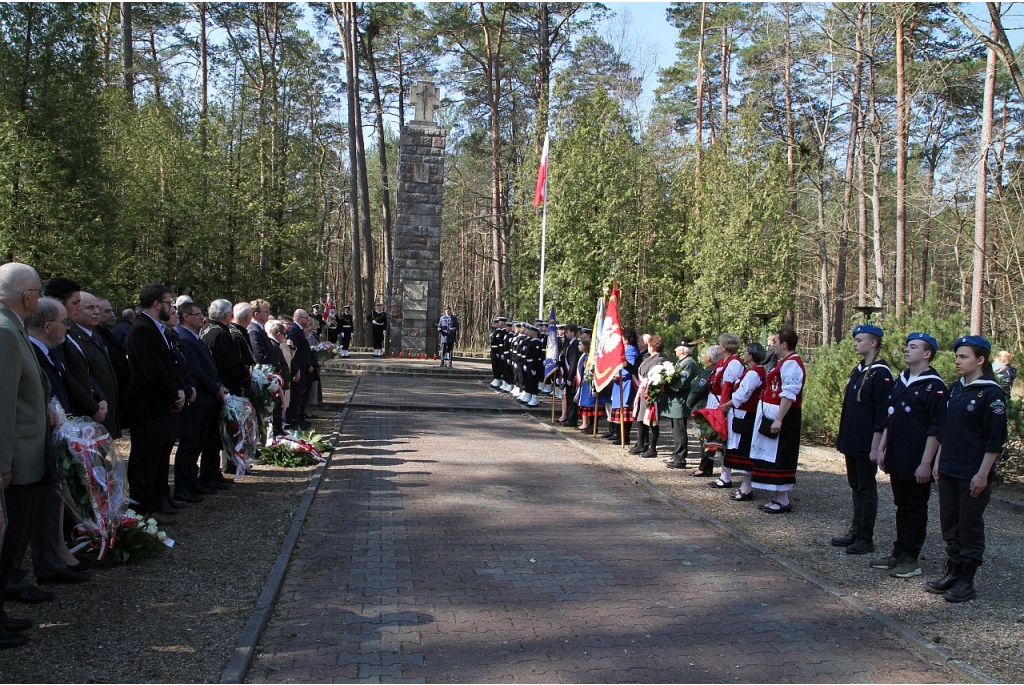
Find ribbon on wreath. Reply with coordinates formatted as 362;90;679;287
271;435;326;462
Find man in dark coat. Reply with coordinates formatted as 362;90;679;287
95;297;130;412
69;292;121;438
247;299;273;366
367;302;387;357
285;309;314;431
174;302;227;501
202;299;250;396
124;284;186;519
42;278;107;426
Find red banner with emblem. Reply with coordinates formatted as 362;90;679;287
594;289;626;392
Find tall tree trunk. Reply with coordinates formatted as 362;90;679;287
834;5;863;338
972;18;998;334
122;2;133;105
197;2;208;157
364;34;393;310
536;2;550;154
332;2;363;342
894;4;908;316
720;24;728;145
351;4;375;317
694;2;707;176
480;2;508;313
818;181;831;344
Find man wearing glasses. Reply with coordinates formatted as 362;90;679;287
124;284;187;520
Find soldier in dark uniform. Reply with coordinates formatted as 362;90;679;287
926;336;1007;603
500;320;515;392
831;323;894;556
367;302;387;357
519;324;542;406
338;305;354;357
437;306;459;368
490;316;507;388
870;332;945;579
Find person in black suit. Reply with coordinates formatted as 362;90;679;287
111;309;135;347
163;307;195;511
69;292;121;438
124;284;186;520
95;297;130;413
174;302;228;500
247;299;273;365
285;310;313;431
42;278;108;426
202;300;250;396
231;302;256;363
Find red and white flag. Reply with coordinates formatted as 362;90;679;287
323;292;336;319
594;287;627;392
533;132;549;207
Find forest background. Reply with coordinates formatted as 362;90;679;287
3;2;1024;455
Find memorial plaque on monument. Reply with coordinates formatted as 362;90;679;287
391;80;446;355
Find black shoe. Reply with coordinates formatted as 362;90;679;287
665;460;688;470
943;563;978;603
67;561;92;573
4;617;32;632
639;449;658;458
154;500;179;515
628;444;645;454
0;631;28;650
174;490;205;503
37;568;91;585
202;480;230;491
845;538;875;555
709;478;733;489
164;496;185;510
731;489;754;501
926;560;963;594
830;529;858;547
194;483;216;495
4;585;53;604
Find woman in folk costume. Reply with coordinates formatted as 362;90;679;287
708;333;745;488
750;328;805;513
605;329;640;446
574;329;597;431
718;342;767;501
630;335;667;458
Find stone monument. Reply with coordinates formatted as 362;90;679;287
391;80;445;355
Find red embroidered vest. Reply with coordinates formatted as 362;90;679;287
736;365;767;412
709;354;739;398
762;354;805;409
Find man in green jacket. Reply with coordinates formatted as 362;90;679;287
664;338;701;470
681;344;720;476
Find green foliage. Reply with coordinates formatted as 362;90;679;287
260;443;318;468
79;524;167;567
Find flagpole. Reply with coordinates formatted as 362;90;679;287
538;182;548;321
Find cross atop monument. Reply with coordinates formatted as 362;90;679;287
413;80;440;123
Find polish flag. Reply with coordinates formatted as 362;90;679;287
594;288;627;393
323;292;335;319
533;132;549;207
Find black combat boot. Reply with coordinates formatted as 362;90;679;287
943;562;978;603
830;525;859;547
845;531;874;555
925;559;962;595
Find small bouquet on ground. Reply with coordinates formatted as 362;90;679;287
55;417;129;561
259;431;328;468
221;394;260;478
312;341;338;362
84;508;173;566
248;363;284;444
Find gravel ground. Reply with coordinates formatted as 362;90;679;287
0;416;335;684
547;419;1024;683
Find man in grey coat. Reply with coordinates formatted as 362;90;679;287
0;262;49;649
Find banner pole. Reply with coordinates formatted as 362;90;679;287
538;186;548;322
619;380;626;446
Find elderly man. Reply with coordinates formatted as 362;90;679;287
111;308;135;346
285;309;314;431
124;284;186;519
43;278;107;426
0;263;49;649
231;302;256;362
5;298;91;602
70;292;121;438
95;297;130;412
202;300;250;396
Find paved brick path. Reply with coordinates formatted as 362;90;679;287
248;379;958;683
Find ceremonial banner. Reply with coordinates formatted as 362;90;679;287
543;303;559;379
585;297;604;378
533;132;549;207
594;290;627;392
323;292;336;319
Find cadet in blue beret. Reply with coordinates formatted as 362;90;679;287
832;323;894;554
927;336;1007;603
870;332;945;579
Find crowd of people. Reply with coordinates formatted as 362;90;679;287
0;262;331;650
488;315;1009;604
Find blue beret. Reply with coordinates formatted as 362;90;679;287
954;335;991;352
852;323;884;339
905;332;937;353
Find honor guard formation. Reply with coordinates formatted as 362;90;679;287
485;315;1009;604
